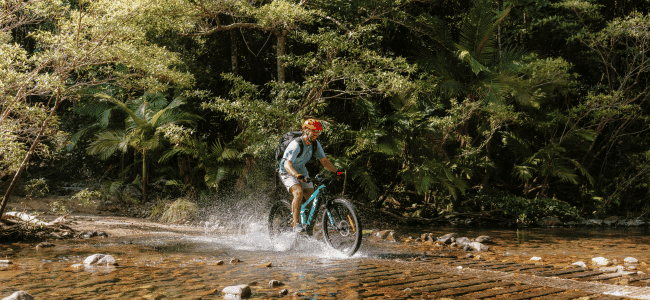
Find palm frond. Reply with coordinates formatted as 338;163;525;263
87;129;127;160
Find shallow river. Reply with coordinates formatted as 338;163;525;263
2;215;650;299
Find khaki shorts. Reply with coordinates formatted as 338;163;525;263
278;172;314;192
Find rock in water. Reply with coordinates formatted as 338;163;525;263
2;291;35;300
592;257;611;266
222;284;251;299
469;242;489;252
84;254;118;266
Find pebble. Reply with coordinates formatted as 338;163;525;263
530;256;542;261
0;260;12;264
279;289;288;295
624;257;639;264
572;261;587;268
269;280;283;287
230;258;241;264
1;291;34;300
592;257;611;266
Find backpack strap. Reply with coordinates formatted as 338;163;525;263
295;137;316;158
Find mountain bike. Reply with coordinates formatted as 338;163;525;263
267;172;362;256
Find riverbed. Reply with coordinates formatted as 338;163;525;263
2;214;650;299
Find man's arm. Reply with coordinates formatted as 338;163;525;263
319;157;338;173
284;160;305;181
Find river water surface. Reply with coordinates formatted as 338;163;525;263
2;215;650;299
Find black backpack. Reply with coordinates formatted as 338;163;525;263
275;131;319;163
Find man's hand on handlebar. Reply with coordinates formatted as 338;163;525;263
296;173;306;182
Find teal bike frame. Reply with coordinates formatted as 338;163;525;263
299;182;326;231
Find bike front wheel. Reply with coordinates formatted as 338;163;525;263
321;198;362;256
268;200;293;240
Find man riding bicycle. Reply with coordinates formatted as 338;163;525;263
278;118;338;233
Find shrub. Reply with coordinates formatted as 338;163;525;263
476;191;580;224
158;198;198;223
71;189;103;207
25;178;49;199
50;200;71;215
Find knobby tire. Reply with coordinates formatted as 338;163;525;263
268;200;293;240
321;198;362;256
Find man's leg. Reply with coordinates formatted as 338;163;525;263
302;188;315;204
289;184;303;227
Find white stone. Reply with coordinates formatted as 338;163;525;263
572;261;587;268
222;285;251;299
624;257;639;264
2;291;35;300
84;254;118;266
592;257;611;266
530;256;542;261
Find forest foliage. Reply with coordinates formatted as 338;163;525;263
1;0;650;223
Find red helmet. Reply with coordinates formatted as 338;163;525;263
302;118;323;131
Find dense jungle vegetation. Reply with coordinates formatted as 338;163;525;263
1;0;650;224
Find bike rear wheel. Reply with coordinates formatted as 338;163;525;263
321;198;362;256
268;200;293;240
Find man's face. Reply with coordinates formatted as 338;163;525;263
305;129;320;143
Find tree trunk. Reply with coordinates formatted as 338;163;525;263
142;149;148;203
276;29;287;83
230;30;239;74
0;97;62;216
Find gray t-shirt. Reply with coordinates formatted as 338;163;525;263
279;139;326;176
